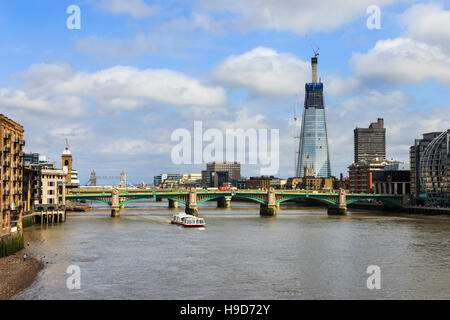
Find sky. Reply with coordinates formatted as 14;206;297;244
0;0;449;184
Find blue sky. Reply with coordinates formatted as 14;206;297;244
0;0;449;184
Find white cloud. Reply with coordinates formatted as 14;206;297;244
401;3;450;49
159;13;224;33
76;33;156;58
197;0;399;34
351;37;450;87
323;75;360;97
97;0;159;19
100;138;172;156
0;88;84;117
212;46;310;97
350;4;450;88
0;63;227;116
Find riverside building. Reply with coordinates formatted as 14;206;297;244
0;114;24;236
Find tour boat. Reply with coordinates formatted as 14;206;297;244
171;212;206;227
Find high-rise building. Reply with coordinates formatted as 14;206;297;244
354;118;386;163
90;170;97;186
201;162;241;187
417;129;449;206
1;114;25;235
410;132;442;204
120;171;126;188
296;56;331;178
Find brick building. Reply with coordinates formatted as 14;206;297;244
1;114;25;236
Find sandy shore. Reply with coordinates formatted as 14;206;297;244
0;250;44;300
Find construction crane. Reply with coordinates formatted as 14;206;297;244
306;34;320;57
293;95;300;177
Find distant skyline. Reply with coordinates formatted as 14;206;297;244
1;0;449;183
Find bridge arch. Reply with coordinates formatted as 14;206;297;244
275;195;338;206
86;199;111;206
346;197;403;207
231;195;267;205
120;196;188;207
197;195;228;205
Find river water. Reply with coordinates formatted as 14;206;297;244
16;200;450;299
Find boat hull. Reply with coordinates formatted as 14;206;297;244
171;221;205;228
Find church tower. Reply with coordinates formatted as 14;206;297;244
62;140;73;187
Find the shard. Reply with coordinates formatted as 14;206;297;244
296;56;331;178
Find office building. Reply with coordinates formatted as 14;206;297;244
410;132;443;204
296;55;331;178
418;129;449;206
373;165;411;195
354;118;386;163
201;162;241;187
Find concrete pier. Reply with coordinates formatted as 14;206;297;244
260;204;277;216
217;197;231;208
111;188;120;217
327;207;347;215
168;199;178;209
185;205;198;216
327;188;348;216
260;188;277;216
185;188;198;216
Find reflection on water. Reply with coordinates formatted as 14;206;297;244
16;200;450;299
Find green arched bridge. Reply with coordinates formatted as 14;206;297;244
60;188;406;217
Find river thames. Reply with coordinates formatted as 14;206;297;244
16;201;450;299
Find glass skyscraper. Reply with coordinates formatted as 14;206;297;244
296;56;331;178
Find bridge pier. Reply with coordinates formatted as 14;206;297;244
327;188;347;216
217;197;231;208
185;188;198;216
260;204;277;216
327;207;347;215
111;188;120;217
260;188;277;216
168;199;178;209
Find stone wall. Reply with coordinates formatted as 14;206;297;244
0;232;24;258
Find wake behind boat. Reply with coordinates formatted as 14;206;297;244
171;212;206;228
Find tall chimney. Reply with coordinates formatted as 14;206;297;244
311;57;318;83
